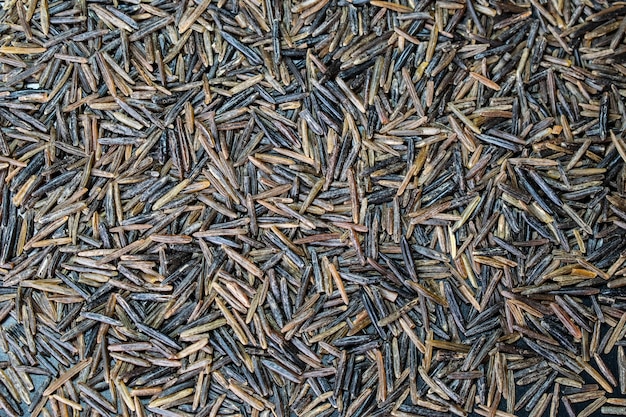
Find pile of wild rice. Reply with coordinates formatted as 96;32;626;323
1;0;626;416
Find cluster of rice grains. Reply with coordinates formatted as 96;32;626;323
1;0;626;416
